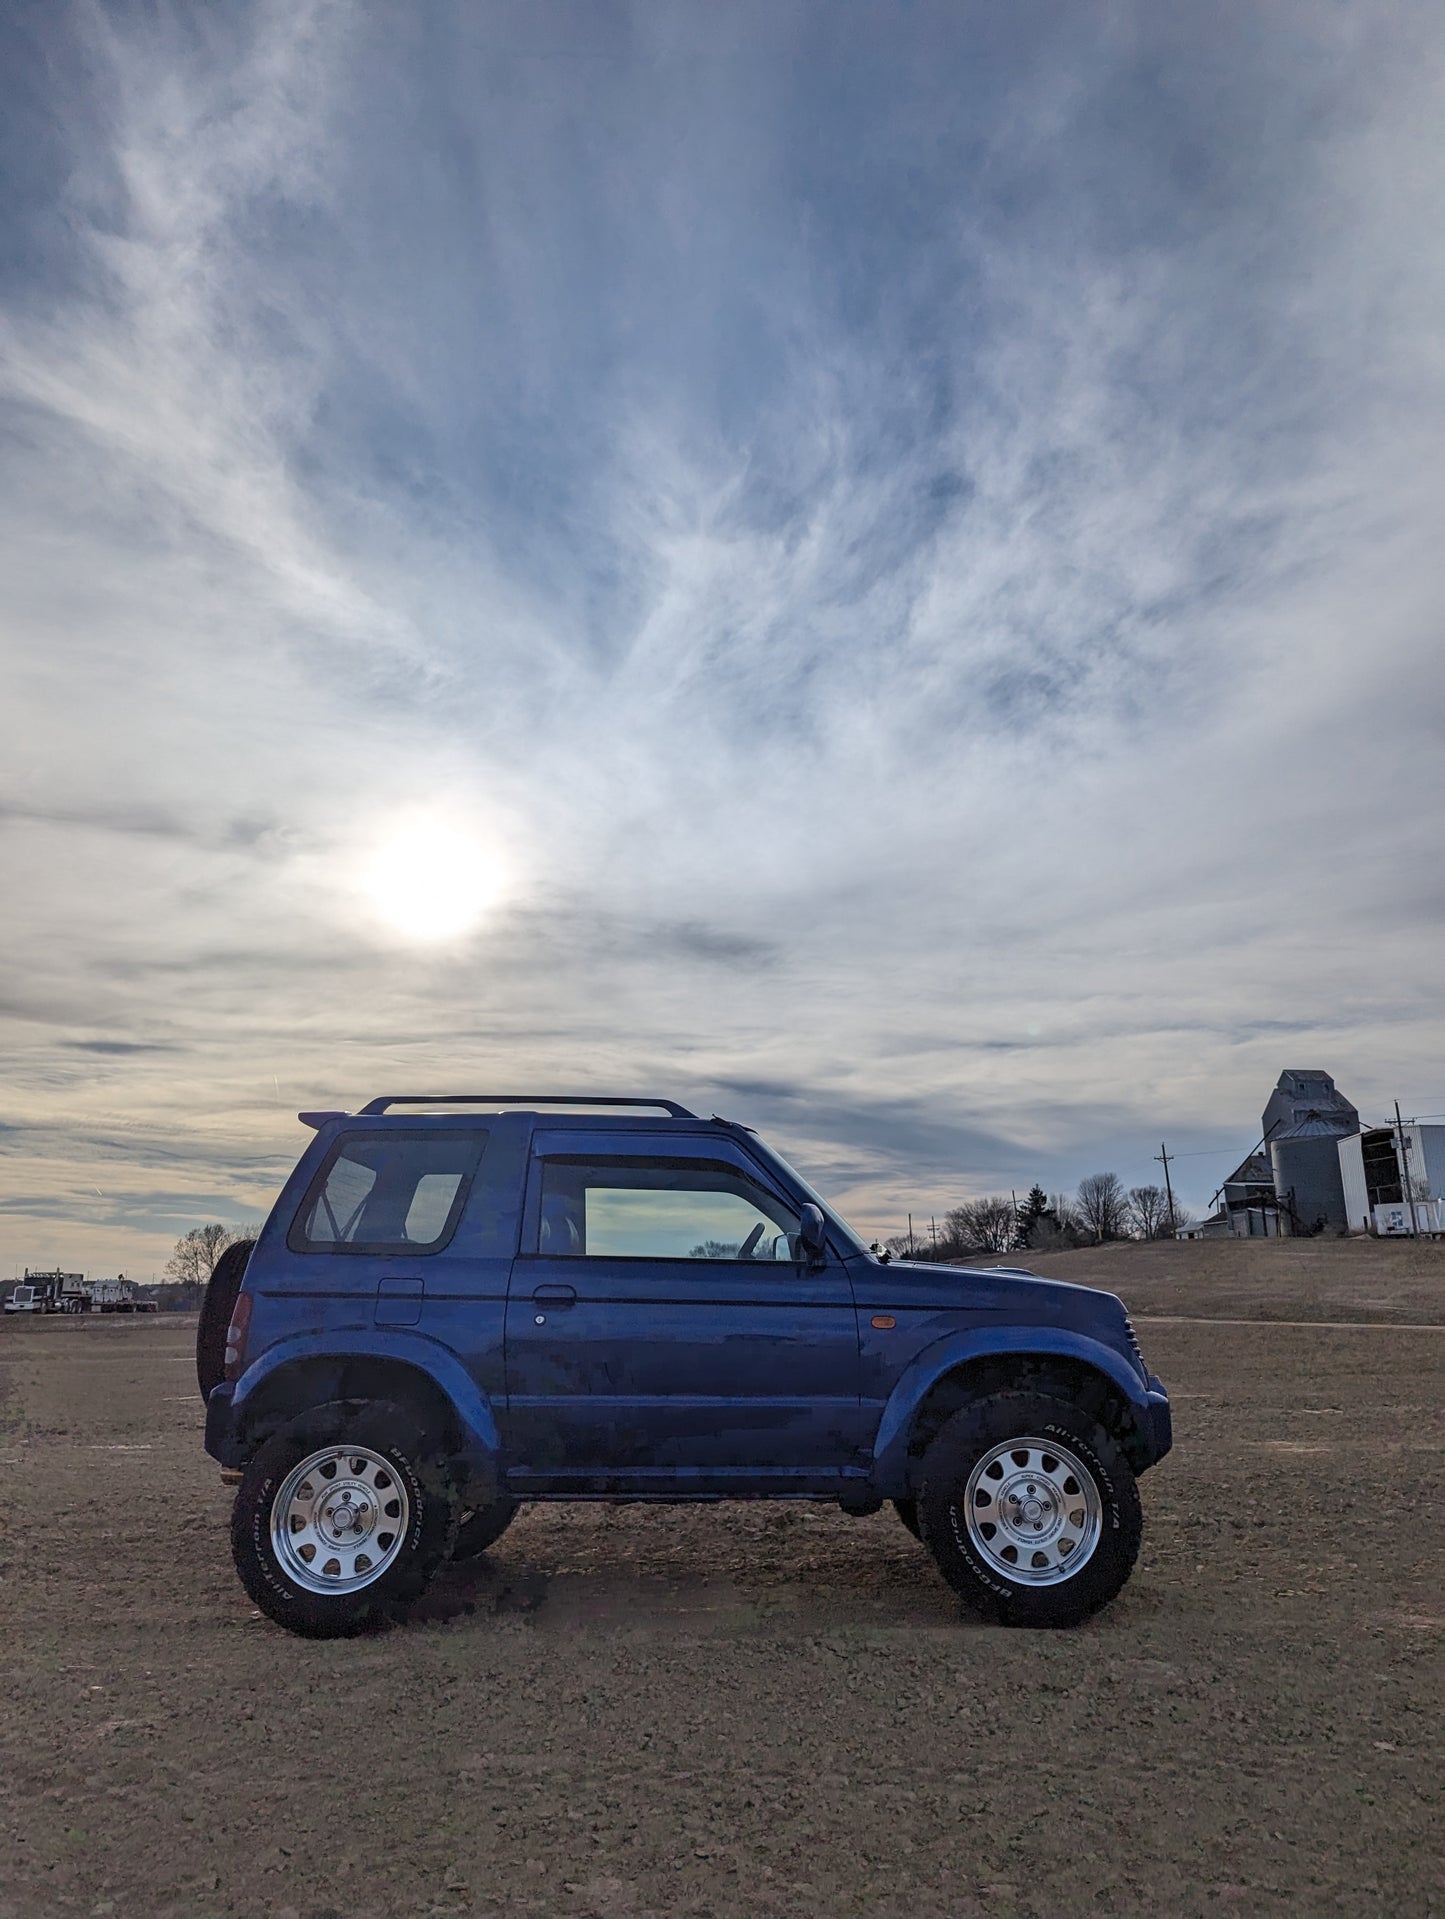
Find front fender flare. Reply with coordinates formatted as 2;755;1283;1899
870;1326;1154;1496
224;1329;501;1470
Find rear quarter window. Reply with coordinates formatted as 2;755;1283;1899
287;1129;488;1255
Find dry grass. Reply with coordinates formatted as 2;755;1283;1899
977;1230;1445;1323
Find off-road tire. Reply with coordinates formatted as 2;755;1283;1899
196;1239;255;1399
231;1400;458;1638
450;1496;519;1562
917;1391;1142;1628
893;1497;922;1539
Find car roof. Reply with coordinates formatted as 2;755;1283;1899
298;1097;721;1131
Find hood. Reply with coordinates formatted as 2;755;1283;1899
851;1254;1132;1335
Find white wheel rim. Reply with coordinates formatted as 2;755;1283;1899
271;1445;410;1595
964;1436;1102;1586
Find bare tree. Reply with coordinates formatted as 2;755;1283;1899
1126;1184;1172;1240
1076;1172;1129;1242
941;1196;1017;1254
1028;1198;1088;1252
165;1223;254;1288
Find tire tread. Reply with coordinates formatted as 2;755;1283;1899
917;1390;1142;1628
230;1397;457;1637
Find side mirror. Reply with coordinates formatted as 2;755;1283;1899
798;1204;827;1261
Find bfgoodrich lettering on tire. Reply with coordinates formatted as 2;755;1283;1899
916;1391;1142;1628
231;1400;457;1638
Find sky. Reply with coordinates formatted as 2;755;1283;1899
3;0;1444;1277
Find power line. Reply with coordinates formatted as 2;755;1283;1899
1162;1146;1251;1160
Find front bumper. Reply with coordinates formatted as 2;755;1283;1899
1142;1373;1173;1466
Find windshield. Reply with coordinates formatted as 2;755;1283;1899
743;1138;870;1256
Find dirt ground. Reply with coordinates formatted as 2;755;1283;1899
0;1241;1441;1919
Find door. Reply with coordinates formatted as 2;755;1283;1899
502;1132;865;1492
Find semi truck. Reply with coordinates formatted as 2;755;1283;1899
4;1270;86;1313
3;1271;157;1314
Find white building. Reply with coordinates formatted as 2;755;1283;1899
1337;1122;1445;1236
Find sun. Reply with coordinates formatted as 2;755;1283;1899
363;819;505;941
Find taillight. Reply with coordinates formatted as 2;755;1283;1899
224;1293;253;1381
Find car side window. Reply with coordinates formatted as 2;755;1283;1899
289;1129;488;1255
537;1156;801;1260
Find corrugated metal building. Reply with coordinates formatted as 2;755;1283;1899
1187;1070;1362;1238
1338;1121;1445;1235
1184;1072;1443;1238
1220;1149;1280;1237
1262;1070;1358;1232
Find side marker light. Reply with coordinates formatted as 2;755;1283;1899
871;1315;896;1329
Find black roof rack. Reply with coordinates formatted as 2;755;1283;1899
357;1095;698;1118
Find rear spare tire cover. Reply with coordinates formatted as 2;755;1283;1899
196;1239;255;1398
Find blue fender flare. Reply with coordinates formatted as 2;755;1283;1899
869;1326;1168;1497
206;1329;502;1479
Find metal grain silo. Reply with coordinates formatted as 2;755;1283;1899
1270;1117;1353;1231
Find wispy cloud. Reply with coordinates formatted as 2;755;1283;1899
2;1;1443;1269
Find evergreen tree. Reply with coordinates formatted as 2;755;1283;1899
1015;1184;1052;1246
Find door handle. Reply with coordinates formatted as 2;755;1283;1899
531;1283;577;1307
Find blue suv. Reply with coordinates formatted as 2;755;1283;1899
200;1096;1172;1637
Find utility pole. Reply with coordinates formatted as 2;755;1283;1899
1155;1142;1178;1239
907;1212;914;1257
930;1216;937;1258
1394;1101;1422;1237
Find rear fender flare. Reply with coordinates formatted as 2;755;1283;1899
870;1326;1149;1496
231;1329;501;1468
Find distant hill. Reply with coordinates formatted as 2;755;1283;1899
967;1234;1445;1324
